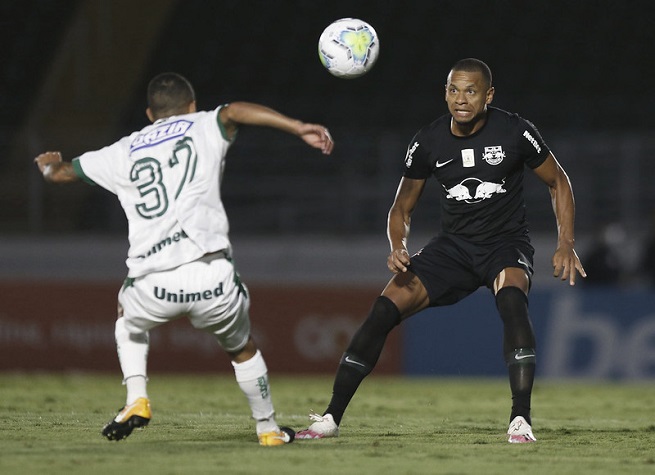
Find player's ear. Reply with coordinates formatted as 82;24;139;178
146;107;155;123
187;101;197;114
486;87;495;105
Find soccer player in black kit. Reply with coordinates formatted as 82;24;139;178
297;58;586;443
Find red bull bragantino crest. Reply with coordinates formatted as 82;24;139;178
483;145;505;165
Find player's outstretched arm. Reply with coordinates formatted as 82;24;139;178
219;101;334;155
34;151;80;183
533;153;587;285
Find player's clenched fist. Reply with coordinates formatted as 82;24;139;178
34;151;63;173
388;248;411;274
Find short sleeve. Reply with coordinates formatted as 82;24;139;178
402;132;432;179
73;140;127;195
519;119;550;169
72;157;96;185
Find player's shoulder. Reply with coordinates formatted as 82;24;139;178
154;108;222;133
172;108;218;124
414;113;451;139
161;108;221;124
488;106;535;129
188;107;224;131
489;107;549;160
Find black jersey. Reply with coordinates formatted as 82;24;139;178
403;106;550;242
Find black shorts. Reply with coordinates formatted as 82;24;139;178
408;233;535;307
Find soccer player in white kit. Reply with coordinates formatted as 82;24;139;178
34;72;334;446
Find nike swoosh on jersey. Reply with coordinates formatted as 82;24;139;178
514;354;534;360
435;159;454;168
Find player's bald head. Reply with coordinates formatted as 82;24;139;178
147;73;196;119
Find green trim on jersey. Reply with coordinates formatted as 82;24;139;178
71;158;97;186
216;105;238;142
122;277;135;289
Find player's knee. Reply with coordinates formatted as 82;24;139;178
364;296;402;335
495;286;528;324
496;286;535;350
346;296;401;359
115;317;149;345
227;336;257;363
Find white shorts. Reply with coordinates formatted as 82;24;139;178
118;252;251;353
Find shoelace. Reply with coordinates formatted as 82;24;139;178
308;412;325;423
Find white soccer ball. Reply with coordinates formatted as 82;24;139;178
318;18;379;79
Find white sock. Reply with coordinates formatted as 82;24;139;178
115;317;149;405
232;350;278;434
125;375;148;405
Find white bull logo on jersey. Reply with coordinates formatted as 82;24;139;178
445;183;473;201
444;177;506;203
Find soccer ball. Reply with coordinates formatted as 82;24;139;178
318;18;379;78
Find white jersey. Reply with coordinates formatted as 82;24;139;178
73;106;233;277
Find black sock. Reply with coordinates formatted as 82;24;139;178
325;354;371;426
506;349;535;425
496;287;536;425
325;296;401;426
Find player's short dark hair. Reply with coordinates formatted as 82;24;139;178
450;58;493;89
147;72;196;118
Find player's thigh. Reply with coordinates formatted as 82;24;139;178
381;271;430;319
186;257;251;353
118;277;181;333
493;267;530;294
484;237;534;294
404;235;480;309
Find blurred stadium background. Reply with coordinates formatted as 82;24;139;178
1;0;654;379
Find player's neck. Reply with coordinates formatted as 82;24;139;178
450;111;488;137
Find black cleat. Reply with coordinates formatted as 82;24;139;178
101;397;152;441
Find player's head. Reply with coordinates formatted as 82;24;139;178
146;72;196;121
445;58;495;133
449;58;493;90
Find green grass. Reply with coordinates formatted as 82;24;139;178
1;374;654;475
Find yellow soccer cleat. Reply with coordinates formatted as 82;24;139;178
102;397;152;441
258;427;295;446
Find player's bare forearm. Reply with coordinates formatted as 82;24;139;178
386;191;416;273
535;155;586;285
387;207;410;252
221;102;333;154
549;179;586;284
34;152;79;183
533;154;583;284
386;177;425;273
550;181;575;248
387;209;411;274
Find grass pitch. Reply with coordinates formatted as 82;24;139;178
1;373;654;475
